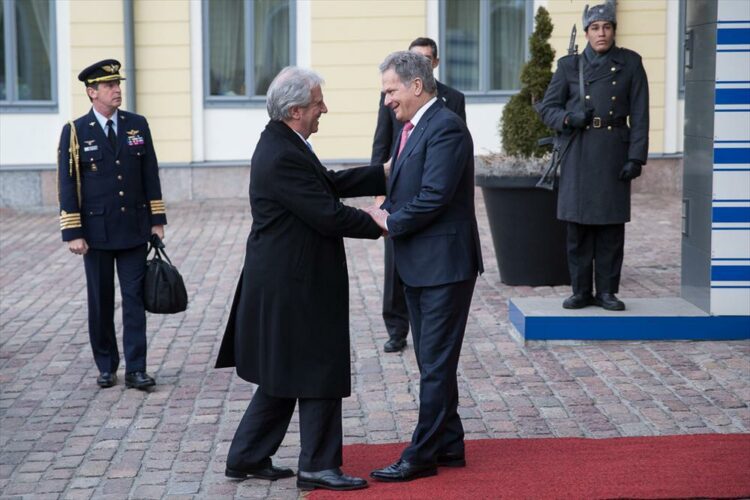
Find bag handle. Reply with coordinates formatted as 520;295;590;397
147;234;174;266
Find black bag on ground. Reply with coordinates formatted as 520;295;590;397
143;235;188;314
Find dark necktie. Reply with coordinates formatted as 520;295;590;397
106;119;116;148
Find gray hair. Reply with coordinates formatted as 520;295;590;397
266;66;325;121
379;51;437;94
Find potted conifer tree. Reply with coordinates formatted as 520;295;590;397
475;6;570;286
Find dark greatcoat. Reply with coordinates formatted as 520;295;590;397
215;120;385;399
537;45;649;225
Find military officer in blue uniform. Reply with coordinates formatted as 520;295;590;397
57;59;167;389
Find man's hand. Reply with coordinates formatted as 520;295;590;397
383;159;392;178
151;225;165;240
619;161;642;181
68;238;89;255
363;205;389;235
565;109;593;129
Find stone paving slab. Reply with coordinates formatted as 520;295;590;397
1;192;748;499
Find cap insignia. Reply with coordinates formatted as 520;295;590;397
102;64;120;74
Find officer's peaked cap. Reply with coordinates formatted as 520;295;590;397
78;59;126;86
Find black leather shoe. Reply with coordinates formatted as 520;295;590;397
297;468;368;491
594;293;625;311
124;371;155;390
225;462;294;481
370;459;437;482
436;452;466;467
96;372;117;388
562;293;594;309
384;337;407;353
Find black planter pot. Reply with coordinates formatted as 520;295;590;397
476;174;570;286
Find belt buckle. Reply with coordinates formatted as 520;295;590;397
592;117;602;128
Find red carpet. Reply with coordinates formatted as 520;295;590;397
309;434;750;499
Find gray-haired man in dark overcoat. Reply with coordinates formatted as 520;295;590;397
537;2;649;311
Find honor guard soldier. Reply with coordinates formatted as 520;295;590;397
57;59;167;389
537;3;649;311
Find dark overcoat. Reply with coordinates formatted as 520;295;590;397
215;120;385;399
537;45;649;225
57;109;167;248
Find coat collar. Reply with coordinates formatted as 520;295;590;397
266;120;335;192
584;45;624;83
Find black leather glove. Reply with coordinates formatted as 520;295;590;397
619;161;642;181
566;109;593;129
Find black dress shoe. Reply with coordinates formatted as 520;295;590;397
124;371;155;390
370;459;437;482
96;372;117;388
384;337;407;353
297;468;368;491
594;293;625;311
436;452;466;467
225;462;294;481
562;293;594;309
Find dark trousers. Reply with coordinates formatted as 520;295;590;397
401;277;476;465
83;244;148;374
566;222;625;295
382;237;409;340
227;387;343;472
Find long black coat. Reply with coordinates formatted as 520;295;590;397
537;45;649;224
215;120;385;399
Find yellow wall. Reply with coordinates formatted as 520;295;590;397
133;0;192;162
68;0;191;163
310;0;427;159
546;0;666;153
69;0;127;115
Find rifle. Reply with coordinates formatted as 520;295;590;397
536;24;579;191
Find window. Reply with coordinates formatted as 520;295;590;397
441;0;532;97
0;0;56;110
204;0;295;104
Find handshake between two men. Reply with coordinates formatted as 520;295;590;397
215;50;483;492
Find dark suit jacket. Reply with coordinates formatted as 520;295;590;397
57;109;166;249
215;120;385;399
383;99;483;288
370;80;466;164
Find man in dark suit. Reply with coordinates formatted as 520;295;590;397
371;37;467;354
365;51;483;482
57;59;166;390
215;67;386;491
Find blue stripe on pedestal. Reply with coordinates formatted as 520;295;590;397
714;148;750;163
509;298;750;342
713;206;750;222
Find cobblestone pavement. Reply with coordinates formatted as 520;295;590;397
1;192;748;499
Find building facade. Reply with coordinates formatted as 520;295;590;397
0;0;686;207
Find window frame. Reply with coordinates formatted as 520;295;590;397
202;0;296;108
678;0;686;98
0;0;58;113
439;0;534;103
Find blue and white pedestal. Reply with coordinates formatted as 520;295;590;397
509;297;750;343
